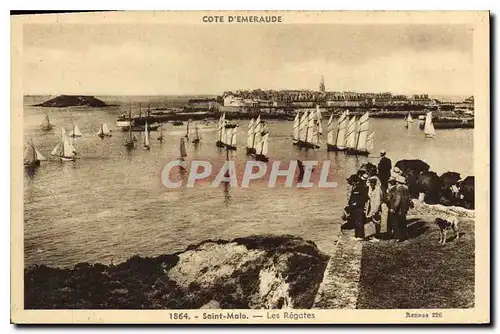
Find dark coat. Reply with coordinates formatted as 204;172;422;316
386;184;411;215
348;182;369;210
378;156;392;180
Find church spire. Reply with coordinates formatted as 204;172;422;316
319;75;325;93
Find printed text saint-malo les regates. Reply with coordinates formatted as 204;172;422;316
202;15;283;23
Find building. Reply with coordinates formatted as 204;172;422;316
319;75;326;93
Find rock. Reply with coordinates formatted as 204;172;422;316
24;234;330;309
35;95;107;108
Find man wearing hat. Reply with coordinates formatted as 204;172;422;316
377;149;392;192
386;175;411;242
348;172;369;241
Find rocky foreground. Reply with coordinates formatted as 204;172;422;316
35;95;107;108
25;235;329;309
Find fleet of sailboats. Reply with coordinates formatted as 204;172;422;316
27;105;439;169
294;110;321;149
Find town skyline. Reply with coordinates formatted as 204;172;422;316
23;23;473;97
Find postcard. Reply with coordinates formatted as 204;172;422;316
11;10;490;324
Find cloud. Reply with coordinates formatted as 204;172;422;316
22;23;473;96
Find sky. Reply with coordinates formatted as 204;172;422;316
22;23;474;96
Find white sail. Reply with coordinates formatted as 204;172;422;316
366;131;375;152
24;145;37;164
256;133;269;156
298;111;308;142
312;124;319;146
345;116;358;149
103;123;111;134
62;133;75;158
186;119;190;137
41;114;52;129
424;112;436;137
292;112;300;141
230;127;237;147
247;118;255;148
221;126;228;145
407;113;414;123
336;112;348;149
35;149;47;161
315;105;323;134
70;125;83;137
144;122;150;146
327;113;334;145
356;112;370;152
306;111;315;144
51;143;61;156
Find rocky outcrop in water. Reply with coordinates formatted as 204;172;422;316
35;95;107;108
24;234;329;309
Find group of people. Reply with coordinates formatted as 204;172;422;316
342;150;413;243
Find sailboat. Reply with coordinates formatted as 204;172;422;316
51;128;76;161
41;114;53;131
296;111;308;147
225;127;237;150
345;116;358;154
157;123;164;142
304;110;320;149
404;112;414;129
328;111;348;151
192;125;201;144
24;142;46;167
124;123;135;148
179;137;187;160
352;112;371;156
143;122;150;150
292;111;300;145
315;105;323;135
246;118;256;154
254;133;270;162
216;113;226;148
97;123;112;138
424;111;436;138
69;124;83;138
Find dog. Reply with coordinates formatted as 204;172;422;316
434;217;460;244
